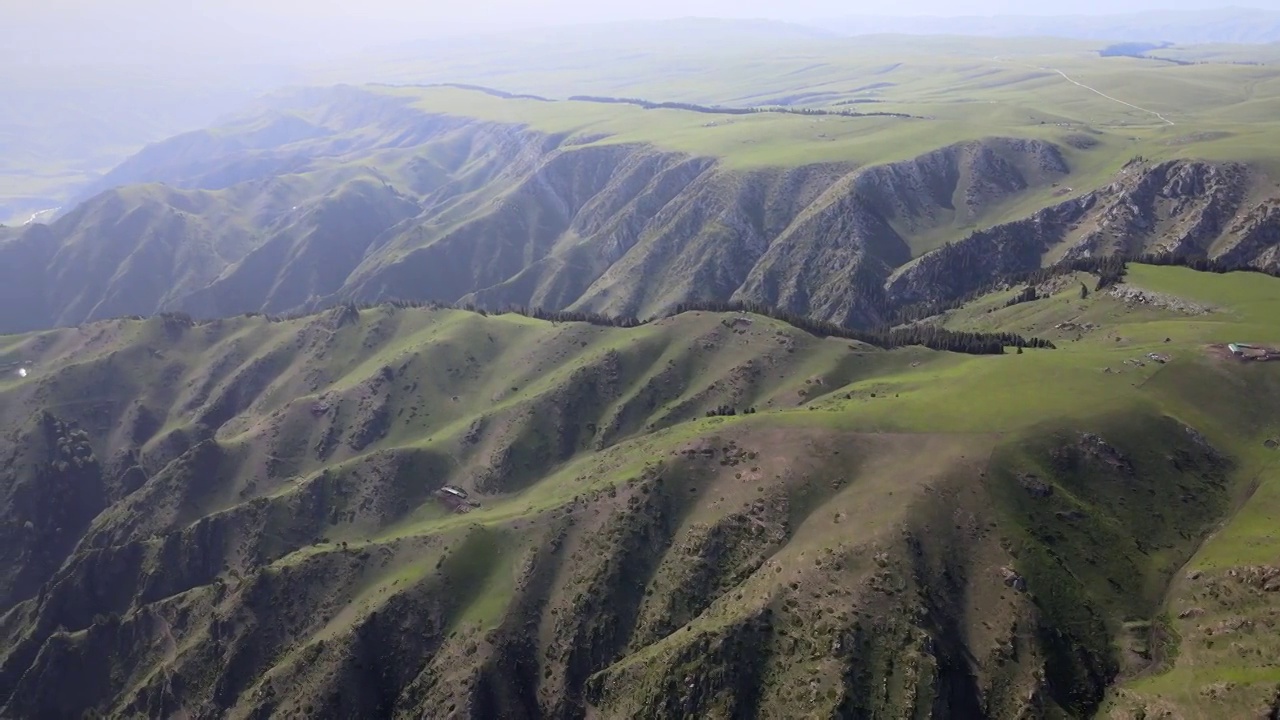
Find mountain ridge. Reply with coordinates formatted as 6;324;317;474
5;88;1280;338
0;98;1081;333
2;262;1279;717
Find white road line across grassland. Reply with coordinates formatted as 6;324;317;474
1046;67;1176;126
993;56;1176;126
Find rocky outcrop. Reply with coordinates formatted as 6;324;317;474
1107;283;1215;314
887;158;1280;309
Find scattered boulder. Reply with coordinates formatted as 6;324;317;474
1206;616;1252;636
1200;682;1237;700
462;418;485;446
1185;426;1211;449
1231;565;1280;592
1018;473;1054;498
1077;432;1136;477
1265;438;1279;451
1178;607;1205;619
1108;284;1214;315
1000;567;1028;592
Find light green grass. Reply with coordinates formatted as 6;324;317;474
7;263;1280;716
352;36;1280;175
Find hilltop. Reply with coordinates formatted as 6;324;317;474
1;264;1278;717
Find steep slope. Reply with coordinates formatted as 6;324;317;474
928;263;1280;719
0;184;262;333
888;158;1280;309
0;84;1076;333
8;85;1280;339
547;138;1066;326
181;179;422;318
1;265;1279;718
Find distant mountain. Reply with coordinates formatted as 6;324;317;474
0;63;296;226
819;8;1280;44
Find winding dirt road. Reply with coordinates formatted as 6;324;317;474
1046;67;1176;126
993;55;1176;126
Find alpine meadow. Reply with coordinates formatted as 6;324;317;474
3;5;1280;719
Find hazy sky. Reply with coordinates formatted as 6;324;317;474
13;0;1248;24
4;1;1262;66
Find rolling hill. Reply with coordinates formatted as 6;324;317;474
5;28;1280;719
1;263;1278;718
818;8;1280;45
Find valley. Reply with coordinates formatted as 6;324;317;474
4;16;1280;719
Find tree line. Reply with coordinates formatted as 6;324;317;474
1133;253;1280;279
386;82;920;119
399;82;554;102
565;95;916;119
139;297;1050;357
706;406;759;418
1003;286;1039;308
128;251;1280;360
666;300;1054;355
890;255;1129;324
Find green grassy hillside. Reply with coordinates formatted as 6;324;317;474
933;265;1280;718
1;264;1278;718
346;34;1280;170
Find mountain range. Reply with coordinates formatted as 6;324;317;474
3;84;1280;336
4;28;1280;720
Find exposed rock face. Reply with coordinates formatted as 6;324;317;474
0;413;107;609
1018;474;1054;498
1108;284;1215;314
887;158;1280;309
1066;160;1250;260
